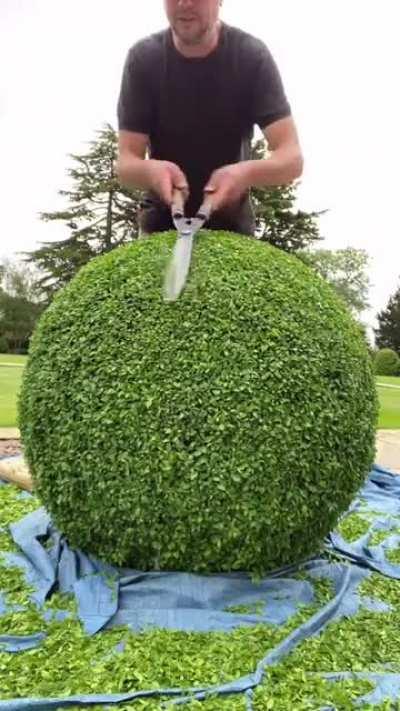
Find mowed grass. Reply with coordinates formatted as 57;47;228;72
377;375;400;386
0;355;26;428
0;354;399;429
0;354;27;366
376;376;400;428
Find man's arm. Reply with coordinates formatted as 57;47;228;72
115;130;189;205
243;116;303;187
205;36;303;211
115;44;188;205
115;130;150;190
204;116;303;212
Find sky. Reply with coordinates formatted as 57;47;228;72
1;0;399;335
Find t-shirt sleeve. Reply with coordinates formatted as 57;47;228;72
117;46;154;134
251;44;291;129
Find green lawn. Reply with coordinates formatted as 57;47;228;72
0;355;399;429
0;355;26;428
376;376;400;429
377;375;400;387
0;354;27;366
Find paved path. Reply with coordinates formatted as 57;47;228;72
0;428;20;439
376;430;400;474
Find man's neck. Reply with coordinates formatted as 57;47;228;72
172;20;222;58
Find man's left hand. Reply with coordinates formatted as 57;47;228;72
204;163;250;212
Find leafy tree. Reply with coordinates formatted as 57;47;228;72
0;261;44;353
1;260;42;302
374;348;400;376
300;247;370;315
0;335;8;353
375;284;400;355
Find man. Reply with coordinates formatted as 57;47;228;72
116;0;303;235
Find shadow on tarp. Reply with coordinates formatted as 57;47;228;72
1;464;400;709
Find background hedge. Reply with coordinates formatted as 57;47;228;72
374;348;400;376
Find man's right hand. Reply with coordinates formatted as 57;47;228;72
145;160;189;206
116;133;189;206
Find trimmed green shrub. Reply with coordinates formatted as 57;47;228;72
0;335;8;353
18;232;378;574
374;348;400;376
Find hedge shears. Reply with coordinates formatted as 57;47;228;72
164;188;213;302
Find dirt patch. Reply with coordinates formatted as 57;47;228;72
0;440;22;458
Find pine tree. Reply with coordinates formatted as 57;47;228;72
251;139;324;251
26;123;142;298
28;131;324;300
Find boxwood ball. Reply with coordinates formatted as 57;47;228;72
19;232;378;573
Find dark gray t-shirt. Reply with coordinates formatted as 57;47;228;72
117;23;291;234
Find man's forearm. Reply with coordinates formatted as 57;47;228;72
116;155;189;206
241;144;304;188
116;155;154;192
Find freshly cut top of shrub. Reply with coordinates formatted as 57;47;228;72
18;232;378;574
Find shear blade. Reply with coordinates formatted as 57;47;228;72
164;236;193;302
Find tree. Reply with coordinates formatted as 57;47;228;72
375;284;400;354
27;129;324;300
251;139;324;251
0;261;44;352
374;348;400;376
0;335;8;354
26;123;142;299
1;259;42;302
300;247;370;316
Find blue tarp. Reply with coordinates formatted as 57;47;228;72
1;462;400;709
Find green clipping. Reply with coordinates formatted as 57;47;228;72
18;231;378;574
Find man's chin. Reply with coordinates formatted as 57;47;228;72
173;24;207;46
